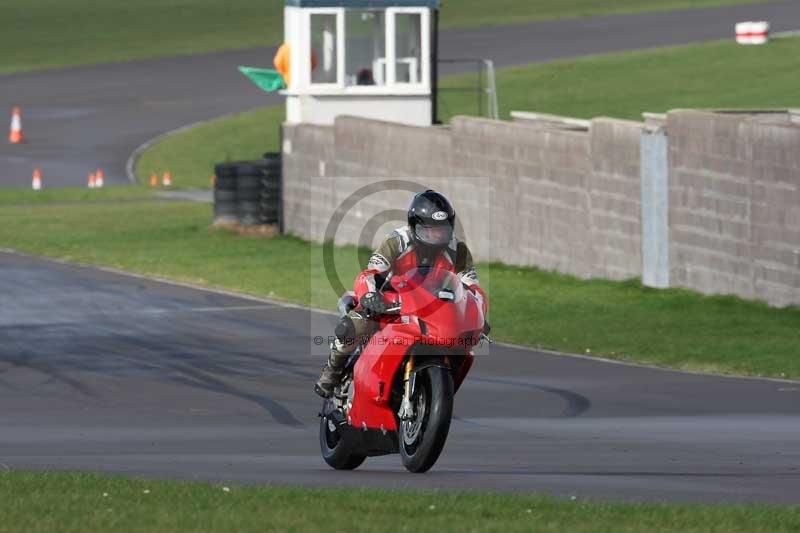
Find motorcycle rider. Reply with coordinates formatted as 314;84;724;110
315;190;486;398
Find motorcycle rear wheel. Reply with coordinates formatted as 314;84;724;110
319;400;366;470
399;366;454;473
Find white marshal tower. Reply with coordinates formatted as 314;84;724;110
283;0;439;126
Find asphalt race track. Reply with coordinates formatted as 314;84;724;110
1;1;799;188
2;1;800;505
1;251;799;504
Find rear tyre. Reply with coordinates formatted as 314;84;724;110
319;400;366;470
399;366;454;473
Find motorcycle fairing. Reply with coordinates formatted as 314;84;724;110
348;321;417;432
348;270;484;431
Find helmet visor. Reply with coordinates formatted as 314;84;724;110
415;223;452;246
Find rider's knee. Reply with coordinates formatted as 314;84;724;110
334;315;357;345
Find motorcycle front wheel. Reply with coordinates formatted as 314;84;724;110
399;366;454;473
319;400;366;470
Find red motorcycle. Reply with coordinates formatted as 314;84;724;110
319;267;488;473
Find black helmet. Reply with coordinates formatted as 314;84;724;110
407;190;456;247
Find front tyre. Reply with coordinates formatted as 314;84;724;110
319;400;366;470
399;366;454;473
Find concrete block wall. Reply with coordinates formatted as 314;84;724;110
283;114;643;282
451;117;596;278
335;116;454;179
667;110;800;307
282;124;335;242
447;116;643;280
282;110;799;308
326;118;461;252
589;118;643;279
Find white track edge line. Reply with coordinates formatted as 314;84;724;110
124;109;256;185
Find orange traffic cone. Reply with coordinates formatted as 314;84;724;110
162;172;172;187
95;168;104;188
88;172;96;189
32;168;42;190
150;173;158;187
8;107;23;144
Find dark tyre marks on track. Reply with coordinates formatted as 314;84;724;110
1;251;799;503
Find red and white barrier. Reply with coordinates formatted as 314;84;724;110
736;21;770;45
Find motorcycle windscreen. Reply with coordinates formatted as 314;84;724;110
406;268;465;299
394;268;483;342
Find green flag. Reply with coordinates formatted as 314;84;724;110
238;66;286;92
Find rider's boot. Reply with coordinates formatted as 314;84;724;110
314;342;350;398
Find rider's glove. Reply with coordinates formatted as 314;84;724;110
359;292;388;316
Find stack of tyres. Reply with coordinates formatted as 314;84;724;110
235;162;263;226
213;157;282;228
259;153;282;226
213;163;238;225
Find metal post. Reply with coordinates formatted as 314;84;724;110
431;9;440;125
435;58;499;120
478;60;484;118
484;60;499;120
641;126;670;288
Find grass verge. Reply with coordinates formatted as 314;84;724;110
1;0;766;73
0;194;797;380
0;185;154;206
2;471;799;533
135;37;800;188
135;107;284;190
439;36;800;121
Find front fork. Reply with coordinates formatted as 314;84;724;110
397;355;451;421
397;355;416;421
